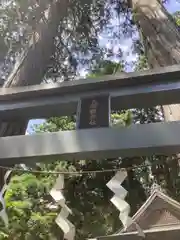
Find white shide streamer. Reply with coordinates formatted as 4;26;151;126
50;174;75;240
0;170;11;226
106;169;144;237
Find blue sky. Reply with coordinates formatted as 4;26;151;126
166;0;180;13
27;0;180;133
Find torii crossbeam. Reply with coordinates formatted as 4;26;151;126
1;64;180;120
1;64;180;165
0;122;180;165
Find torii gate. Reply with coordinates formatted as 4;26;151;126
1;64;180;239
0;64;180;165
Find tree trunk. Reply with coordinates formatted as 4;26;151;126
4;0;69;88
130;0;180;121
129;0;180;197
0;0;69;187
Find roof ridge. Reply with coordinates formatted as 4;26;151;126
118;189;180;234
132;190;180;222
155;190;180;209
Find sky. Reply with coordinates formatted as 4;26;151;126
27;0;180;133
165;0;180;13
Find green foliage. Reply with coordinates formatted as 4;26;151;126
135;55;149;71
112;111;132;127
34;116;76;133
89;60;124;78
0;174;58;239
173;11;180;26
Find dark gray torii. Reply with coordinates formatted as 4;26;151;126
1;64;180;165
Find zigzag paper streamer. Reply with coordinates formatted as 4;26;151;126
106;170;144;237
0;170;11;227
50;174;75;240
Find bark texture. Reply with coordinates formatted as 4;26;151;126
130;0;180;121
0;0;69;187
